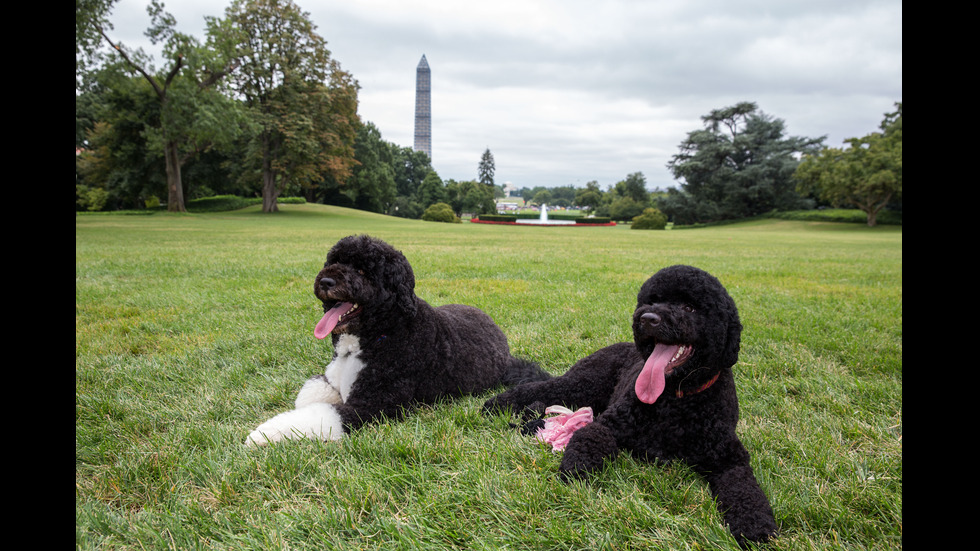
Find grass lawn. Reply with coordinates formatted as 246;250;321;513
76;203;902;550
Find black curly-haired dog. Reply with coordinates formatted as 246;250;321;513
483;265;777;547
247;234;549;447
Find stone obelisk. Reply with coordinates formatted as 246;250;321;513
414;55;432;160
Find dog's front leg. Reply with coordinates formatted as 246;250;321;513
295;374;342;408
245;403;346;447
702;449;778;547
557;421;620;481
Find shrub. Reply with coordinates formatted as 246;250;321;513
144;196;161;209
477;214;517;223
185;195;306;213
421;202;461;223
76;185;109;212
577;217;611;224
631;208;668;230
187;195;258;212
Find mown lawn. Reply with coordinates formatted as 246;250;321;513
76;204;902;550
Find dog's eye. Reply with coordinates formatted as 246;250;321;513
683;304;696;312
358;269;365;275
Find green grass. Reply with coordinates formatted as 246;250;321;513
76;204;902;550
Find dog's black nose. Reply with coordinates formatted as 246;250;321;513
319;277;336;289
641;312;661;326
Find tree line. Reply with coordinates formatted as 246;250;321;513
76;0;505;218
77;1;901;225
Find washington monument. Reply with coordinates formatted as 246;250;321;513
414;54;431;160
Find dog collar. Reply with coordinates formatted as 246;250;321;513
675;371;720;398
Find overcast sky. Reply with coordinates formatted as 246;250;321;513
106;0;902;191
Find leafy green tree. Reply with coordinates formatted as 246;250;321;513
447;180;496;216
664;102;824;223
339;121;396;213
224;0;359;213
616;172;650;204
392;147;433;199
478;148;495;186
531;189;552;206
94;0;242;212
608;196;646;222
76;0;119;83
75;77;167;210
547;185;576;207
574;181;604;212
417;170;447;208
794;103;902;227
520;186;545;204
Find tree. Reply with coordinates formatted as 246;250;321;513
617;172;650;204
341;121;396;213
531;189;552;206
664;102;824;223
417;170;447;208
75;77;167;210
392;147;432;199
574;181;604;212
76;0;119;83
795;103;902;226
608;196;646;221
478;148;495;186
547;185;576;207
225;0;359;213
446;180;496;216
93;0;242;212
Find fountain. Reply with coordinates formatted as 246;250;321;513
515;204;574;225
472;202;614;227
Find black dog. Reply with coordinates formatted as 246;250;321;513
248;234;549;446
484;265;777;547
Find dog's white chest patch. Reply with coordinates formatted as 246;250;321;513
326;334;365;402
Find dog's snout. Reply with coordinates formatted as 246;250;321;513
319;277;336;290
641;312;661;326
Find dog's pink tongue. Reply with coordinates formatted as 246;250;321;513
314;302;353;340
635;343;679;404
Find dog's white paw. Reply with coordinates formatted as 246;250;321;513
245;403;345;447
295;375;342;408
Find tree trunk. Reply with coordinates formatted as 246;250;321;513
262;170;279;213
261;134;279;213
164;140;186;213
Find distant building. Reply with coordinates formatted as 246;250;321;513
414;55;431;160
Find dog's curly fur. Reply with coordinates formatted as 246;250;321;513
248;235;549;447
483;265;777;547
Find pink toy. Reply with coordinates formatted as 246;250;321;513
535;405;594;451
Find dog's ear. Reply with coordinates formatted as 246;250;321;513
394;281;418;318
381;254;417;318
720;296;742;369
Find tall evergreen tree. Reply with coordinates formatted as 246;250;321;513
478;148;495;186
663;102;824;224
